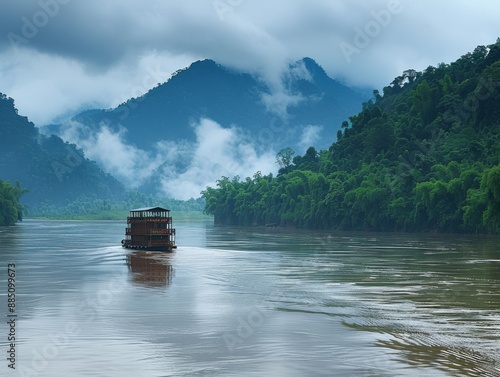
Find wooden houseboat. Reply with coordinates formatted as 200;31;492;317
122;207;177;252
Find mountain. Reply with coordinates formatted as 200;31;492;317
201;40;500;233
53;58;366;150
44;58;368;196
0;93;125;207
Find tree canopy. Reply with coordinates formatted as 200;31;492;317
0;180;25;226
202;40;500;234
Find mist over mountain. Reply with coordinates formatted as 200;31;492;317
46;58;368;199
0;93;125;207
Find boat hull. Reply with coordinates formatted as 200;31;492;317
122;243;177;252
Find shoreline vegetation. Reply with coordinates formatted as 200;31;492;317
26;210;212;221
202;41;500;235
0;180;25;226
21;194;207;221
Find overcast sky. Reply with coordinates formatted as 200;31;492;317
0;0;499;125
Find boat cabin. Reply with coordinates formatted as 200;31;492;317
122;207;177;252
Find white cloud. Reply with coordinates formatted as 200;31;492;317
260;58;315;119
57;118;277;199
0;48;196;125
159;118;277;200
58;121;165;187
1;1;498;125
260;91;305;120
298;125;323;153
289;60;313;82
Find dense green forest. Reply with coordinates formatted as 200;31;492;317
202;40;500;234
0;180;25;226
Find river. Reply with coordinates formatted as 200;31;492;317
0;217;499;376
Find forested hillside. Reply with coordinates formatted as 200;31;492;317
202;40;500;234
0;93;125;207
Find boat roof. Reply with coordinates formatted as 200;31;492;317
130;206;171;212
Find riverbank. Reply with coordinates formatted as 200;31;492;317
27;210;212;221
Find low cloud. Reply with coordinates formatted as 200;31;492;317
159;118;277;200
1;1;499;125
0;48;197;125
298;125;323;153
260;91;305;120
58;118;277;199
260;58;313;120
59;121;165;187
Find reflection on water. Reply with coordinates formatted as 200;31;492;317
0;220;499;376
126;251;175;287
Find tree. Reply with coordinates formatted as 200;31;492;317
276;147;295;173
403;69;418;84
0;180;26;226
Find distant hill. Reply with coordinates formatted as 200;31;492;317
0;93;125;207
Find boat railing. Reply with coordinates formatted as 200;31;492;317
125;228;175;235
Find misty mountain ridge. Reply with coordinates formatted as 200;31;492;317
60;58;366;148
0;93;125;207
46;57;368;198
